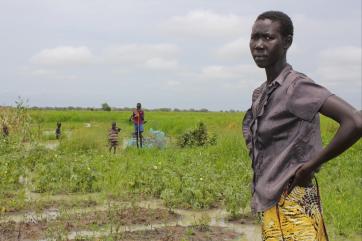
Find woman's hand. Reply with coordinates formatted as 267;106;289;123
287;164;314;194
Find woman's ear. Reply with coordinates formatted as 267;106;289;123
284;34;293;50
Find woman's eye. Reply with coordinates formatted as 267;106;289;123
265;36;271;40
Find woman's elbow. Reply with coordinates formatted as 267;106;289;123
352;110;362;137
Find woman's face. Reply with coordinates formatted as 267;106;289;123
250;19;288;68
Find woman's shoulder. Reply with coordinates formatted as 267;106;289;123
287;70;315;85
285;70;323;95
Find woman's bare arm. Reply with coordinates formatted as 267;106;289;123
288;95;362;193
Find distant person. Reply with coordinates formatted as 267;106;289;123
108;122;121;154
242;11;362;240
55;122;61;139
2;124;9;137
130;103;146;148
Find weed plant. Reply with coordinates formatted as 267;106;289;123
177;122;217;147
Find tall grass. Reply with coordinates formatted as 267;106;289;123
0;109;360;238
319;117;362;237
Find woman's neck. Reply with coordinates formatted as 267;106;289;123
265;59;287;84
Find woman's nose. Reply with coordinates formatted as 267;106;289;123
255;39;264;49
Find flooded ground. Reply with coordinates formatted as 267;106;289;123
0;193;261;241
2;190;361;240
3;141;359;241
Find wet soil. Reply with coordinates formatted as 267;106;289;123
1;197;98;213
0;207;179;241
62;207;179;229
71;225;240;241
1;194;262;241
227;213;259;225
0;220;47;241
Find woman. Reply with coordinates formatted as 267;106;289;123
242;11;362;240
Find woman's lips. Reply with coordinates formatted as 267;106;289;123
254;55;267;60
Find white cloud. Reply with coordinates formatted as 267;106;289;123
201;65;240;79
20;64;80;82
104;43;180;64
200;64;262;80
162;10;246;38
30;46;95;66
216;37;250;60
26;68;78;81
316;46;361;86
3;1;360;110
145;58;179;70
288;43;301;55
30;68;56;76
166;80;181;86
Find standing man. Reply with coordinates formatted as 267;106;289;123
130;103;146;148
242;11;362;241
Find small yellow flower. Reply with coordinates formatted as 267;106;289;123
153;165;158;170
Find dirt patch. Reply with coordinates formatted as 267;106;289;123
63;207;179;229
0;207;179;240
0;220;47;241
72;225;241;241
227;213;258;225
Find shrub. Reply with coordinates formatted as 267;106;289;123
101;103;111;111
177;122;216;148
0;97;34;143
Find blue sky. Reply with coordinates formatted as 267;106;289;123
0;0;361;110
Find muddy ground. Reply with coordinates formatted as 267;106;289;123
1;207;179;240
0;195;261;241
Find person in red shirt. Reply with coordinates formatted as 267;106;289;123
130;103;146;148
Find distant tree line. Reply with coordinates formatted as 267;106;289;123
1;103;242;113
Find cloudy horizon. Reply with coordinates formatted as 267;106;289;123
1;0;361;111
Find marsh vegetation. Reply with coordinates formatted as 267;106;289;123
0;107;361;240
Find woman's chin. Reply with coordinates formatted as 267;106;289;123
255;62;267;68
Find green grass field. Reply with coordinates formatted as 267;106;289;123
0;109;361;239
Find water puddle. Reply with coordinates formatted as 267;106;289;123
7;171;261;240
1;198;261;240
63;205;261;241
0;208;60;223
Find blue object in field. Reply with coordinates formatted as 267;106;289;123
127;138;138;147
126;128;166;148
147;128;166;148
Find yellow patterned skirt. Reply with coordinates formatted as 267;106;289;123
262;185;329;241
